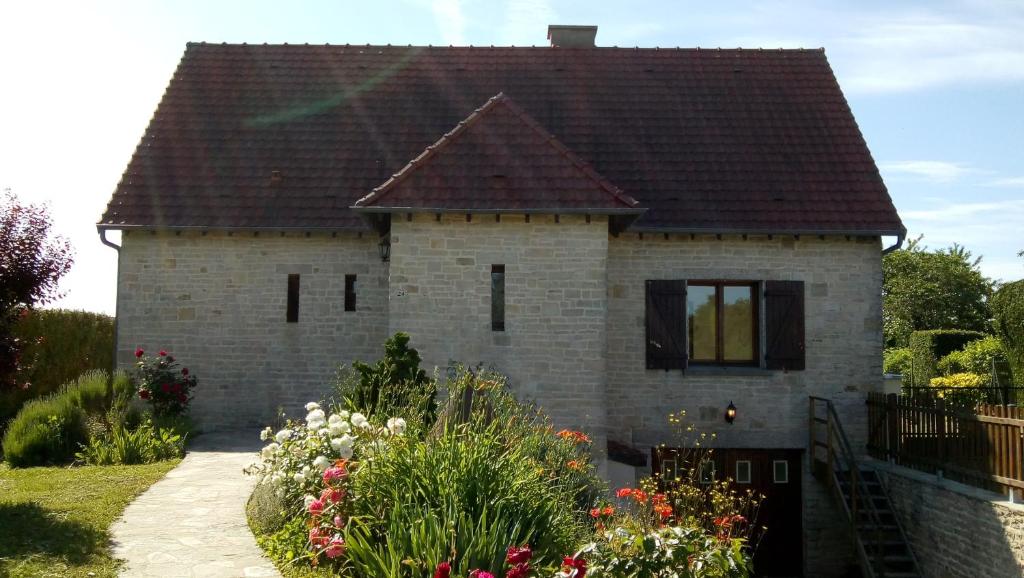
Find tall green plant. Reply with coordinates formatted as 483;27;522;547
338;332;436;424
992;280;1024;384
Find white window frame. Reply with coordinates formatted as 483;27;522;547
735;460;752;484
699;459;716;485
773;459;789;484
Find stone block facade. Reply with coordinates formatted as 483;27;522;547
879;462;1024;577
116;231;388;428
114;222;886;576
388;213;609;435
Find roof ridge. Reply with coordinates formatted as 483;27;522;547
184;42;826;53
352;93;639;210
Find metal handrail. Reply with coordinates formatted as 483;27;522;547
809;396;887;578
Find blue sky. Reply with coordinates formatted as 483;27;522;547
1;0;1022;314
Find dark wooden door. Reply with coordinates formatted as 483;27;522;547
653;448;803;577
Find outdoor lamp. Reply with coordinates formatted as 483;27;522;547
725;401;737;424
378;236;391;262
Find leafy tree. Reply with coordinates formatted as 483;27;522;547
0;190;73;389
883;236;993;347
338;332;436;423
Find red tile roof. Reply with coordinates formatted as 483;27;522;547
99;43;904;235
352;93;642;213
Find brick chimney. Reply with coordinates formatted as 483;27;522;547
547;25;598;48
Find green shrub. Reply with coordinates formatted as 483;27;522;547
2;388;88;467
336;332;437;425
1;310;113;431
883;347;913;375
907;329;986;385
75;420;185;465
247;480;288;536
341;371;599;577
937;336;1006;378
929;372;987;388
992;280;1024;384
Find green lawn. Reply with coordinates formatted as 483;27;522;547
0;460;178;578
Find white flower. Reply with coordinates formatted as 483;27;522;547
260;442;280;460
305;402;321;412
313;455;332;470
302;465;311;475
338;410;350;420
386;417;407;436
351;413;370;429
338;445;354;460
306;409;327;430
330;434;354;452
303;495;316;508
275;429;293;443
318;427;331;438
329;421;351;436
294;472;306;483
328;413;343;425
259;427;273;441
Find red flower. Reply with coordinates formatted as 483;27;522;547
433;561;451;578
177;393;187;403
631;490;649;504
309;527;329;548
469;571;495;578
506;544;532;565
161;383;171;393
182;368;189;376
320;487;344;504
562;556;587;577
590;507;601;518
135;348;144;358
615;488;633;498
506;563;530;578
138;389;150;400
159;350;167;356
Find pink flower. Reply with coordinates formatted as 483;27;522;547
135;348;144;358
506;563;530;578
307;498;324;516
159;350;167;356
469;571;495;578
434;562;452;578
333;515;344;528
320;487;344;504
323;466;347;484
324;537;345;559
506;545;532;565
309;527;329;548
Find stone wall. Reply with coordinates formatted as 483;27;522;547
387;213;609;436
605;233;883;449
116;231;389;428
879;462;1024;578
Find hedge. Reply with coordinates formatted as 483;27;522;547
908;329;986;386
992;280;1024;384
1;309;113;432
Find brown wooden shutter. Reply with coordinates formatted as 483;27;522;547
645;280;688;370
764;280;805;370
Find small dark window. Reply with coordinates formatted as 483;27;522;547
773;460;789;483
698;459;716;485
344;275;357;312
286;274;300;323
491;265;505;331
735;460;752;484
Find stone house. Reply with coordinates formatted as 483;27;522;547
99;26;905;576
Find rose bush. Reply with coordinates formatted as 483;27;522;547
133;349;196;417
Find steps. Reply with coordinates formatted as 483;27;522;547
834;467;921;578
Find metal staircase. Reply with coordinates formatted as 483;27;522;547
809;397;921;578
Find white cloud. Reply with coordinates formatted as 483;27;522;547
985;176;1024;188
878;160;976;183
431;0;467;45
901;199;1024;221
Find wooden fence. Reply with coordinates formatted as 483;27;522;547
867;392;1024;497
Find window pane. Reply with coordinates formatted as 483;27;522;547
687;285;716;361
723;285;754;361
491;265;505;331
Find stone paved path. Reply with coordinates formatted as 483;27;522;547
111;430;281;577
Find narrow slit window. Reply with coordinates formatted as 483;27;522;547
286;274;300;323
344;274;357;312
735;460;752;484
491;265;505;331
773;460;789;484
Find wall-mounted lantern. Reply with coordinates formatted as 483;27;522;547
378;235;391;262
725;401;737;424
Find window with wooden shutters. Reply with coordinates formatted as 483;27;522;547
764;280;805;370
645;280;688;370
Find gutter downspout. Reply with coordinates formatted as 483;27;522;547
881;229;906;255
98;228;121;375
